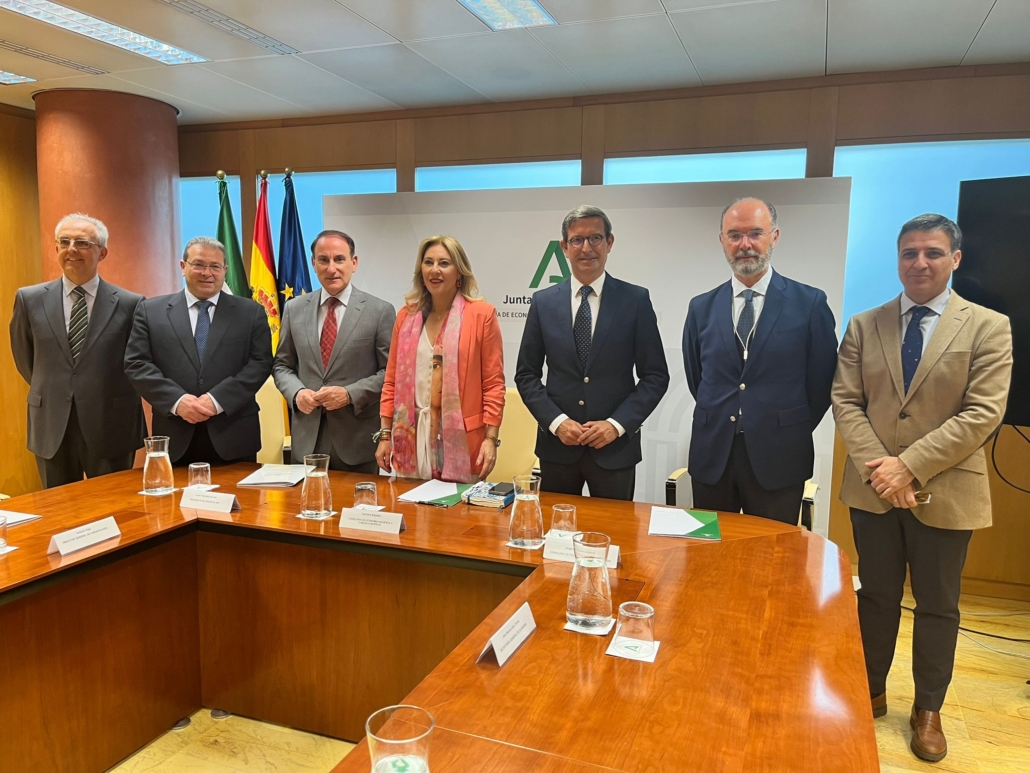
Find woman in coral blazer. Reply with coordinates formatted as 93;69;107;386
377;235;505;482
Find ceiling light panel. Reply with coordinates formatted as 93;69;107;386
457;0;557;30
0;67;35;84
155;0;299;55
0;38;106;74
0;0;207;64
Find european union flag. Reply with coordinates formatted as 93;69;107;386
277;174;312;311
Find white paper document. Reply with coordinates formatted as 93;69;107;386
477;601;536;667
0;545;19;556
237;464;308;487
46;516;121;557
605;638;661;663
0;510;42;526
180;488;240;513
398;480;457;503
648;506;705;537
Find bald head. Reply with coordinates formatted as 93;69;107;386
719;197;780;285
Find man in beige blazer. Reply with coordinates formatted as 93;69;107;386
832;213;1012;763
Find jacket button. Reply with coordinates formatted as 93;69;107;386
199;378;205;385
730;415;736;422
739;383;746;391
583;377;589;384
899;412;908;419
578;400;585;406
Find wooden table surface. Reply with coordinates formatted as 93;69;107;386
0;464;878;772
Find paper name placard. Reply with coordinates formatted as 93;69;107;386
477;601;536;667
46;516;121;557
180;488;240;513
339;508;406;535
542;532;620;568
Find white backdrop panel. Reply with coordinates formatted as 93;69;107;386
324;179;851;535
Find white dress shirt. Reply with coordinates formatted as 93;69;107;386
730;268;774;346
549;272;625;438
900;288;951;356
317;282;353;337
172;289;224;416
62;274;99;331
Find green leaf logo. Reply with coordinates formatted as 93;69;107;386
529;241;570;288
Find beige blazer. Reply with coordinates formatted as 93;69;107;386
832;291;1012;530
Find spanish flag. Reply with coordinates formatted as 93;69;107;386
250;176;280;351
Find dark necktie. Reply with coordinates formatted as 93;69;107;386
195;300;213;363
68;286;88;359
574;285;593;370
902;305;931;393
320;297;340;369
736;289;756;347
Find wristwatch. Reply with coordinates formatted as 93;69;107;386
487;436;501;447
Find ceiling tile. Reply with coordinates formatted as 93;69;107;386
301;44;486;108
828;0;994;74
202;55;399;114
538;0;665;23
408;29;591;101
0;45;89;81
663;0;773;9
670;0;827;85
531;15;701;93
197;0;395;52
20;71;217;118
963;0;1030;65
339;0;489;41
0;80;37;109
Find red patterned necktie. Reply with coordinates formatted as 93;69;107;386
320;297;340;368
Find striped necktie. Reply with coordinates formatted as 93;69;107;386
68;286;88;359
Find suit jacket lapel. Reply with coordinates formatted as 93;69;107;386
903;293;970;403
78;278;117;360
585;274;618;374
874;298;905;402
327;289;365;373
742;271;785;375
43;279;73;365
553;280;578;369
303;292;322;369
713;281;736;364
201;292;234;371
168;292;202;373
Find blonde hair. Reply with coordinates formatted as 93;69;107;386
404;235;482;312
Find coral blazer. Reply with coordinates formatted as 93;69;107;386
381;299;506;476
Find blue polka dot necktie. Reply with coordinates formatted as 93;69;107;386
574;285;593;371
195;300;213;364
902;306;931;393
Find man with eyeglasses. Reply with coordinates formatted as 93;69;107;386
125;236;272;465
683;197;838;524
273;230;395;473
516;205;669;500
10;213;145;487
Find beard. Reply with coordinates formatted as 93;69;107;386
726;246;772;277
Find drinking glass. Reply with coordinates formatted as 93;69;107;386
300;454;332;519
550;503;577;536
366;705;434;773
354;481;378;508
142;436;175;495
188;462;212;489
566;532;613;631
509;475;544;548
0;515;7;550
612;601;656;658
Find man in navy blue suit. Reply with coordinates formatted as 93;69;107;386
683;198;838;524
516;206;669;500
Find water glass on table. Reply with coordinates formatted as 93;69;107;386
566;531;613;631
299;454;332;520
550;503;577;536
188;462;212;489
142;436;174;495
509;474;544;548
612;601;656;659
354;481;378;508
366;704;435;773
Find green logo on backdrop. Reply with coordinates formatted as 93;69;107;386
529;241;570;288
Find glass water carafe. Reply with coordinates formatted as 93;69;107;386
142;436;174;495
566;532;613;631
508;474;544;548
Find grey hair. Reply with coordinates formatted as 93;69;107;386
562;205;613;242
720;198;778;230
182;236;226;262
55;213;109;247
897;213;962;253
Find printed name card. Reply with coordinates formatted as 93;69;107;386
477;601;537;667
542;532;620;568
180;488;240;513
46;516;121;557
338;508;406;535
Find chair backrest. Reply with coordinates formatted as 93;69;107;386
488;387;539;484
256;376;285;464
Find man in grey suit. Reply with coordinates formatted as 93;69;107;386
10;213;145;488
274;230;395;473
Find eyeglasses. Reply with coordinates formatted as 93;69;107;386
56;237;100;251
186;261;226;274
724;230;768;244
567;234;606;248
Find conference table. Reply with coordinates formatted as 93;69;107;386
0;464;878;772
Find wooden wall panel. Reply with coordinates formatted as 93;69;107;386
178;128;241;176
415;107;581;164
251;120;396;172
0;110;42;496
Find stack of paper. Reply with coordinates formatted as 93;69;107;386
647;506;721;541
397;480;473;507
0;510;42;526
237;464;308;487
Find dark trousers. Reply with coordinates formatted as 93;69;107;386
851;506;972;712
540;454;635;501
35;402;135;488
691;433;805;525
313;413;379;474
177;424;255;466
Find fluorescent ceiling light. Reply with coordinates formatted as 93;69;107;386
0;0;207;64
0;67;35;84
458;0;557;30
